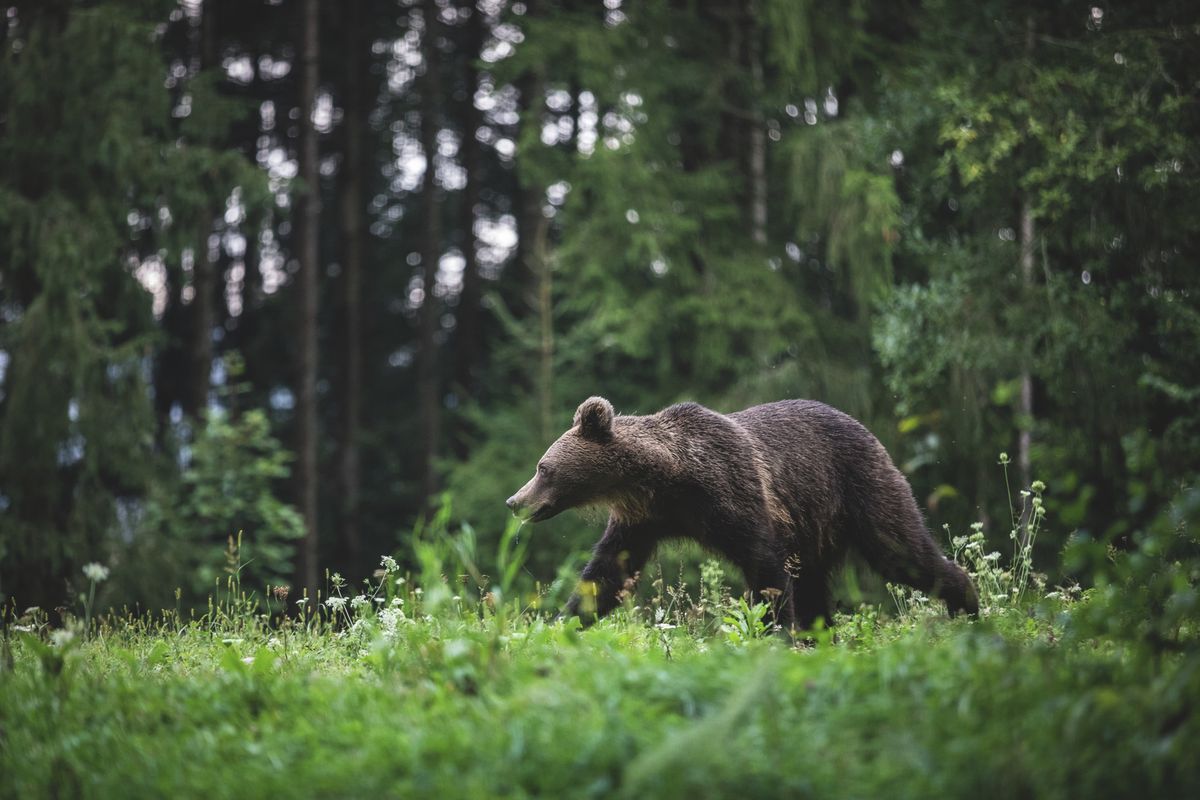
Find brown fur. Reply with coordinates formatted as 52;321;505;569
506;396;979;629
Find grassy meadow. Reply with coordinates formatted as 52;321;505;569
3;494;1199;800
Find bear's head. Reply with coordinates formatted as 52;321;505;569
505;396;624;523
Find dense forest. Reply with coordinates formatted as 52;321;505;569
1;0;1198;612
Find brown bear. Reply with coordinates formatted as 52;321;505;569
506;396;979;629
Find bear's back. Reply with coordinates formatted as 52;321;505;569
729;399;892;530
729;399;876;457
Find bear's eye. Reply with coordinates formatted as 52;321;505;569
537;463;552;477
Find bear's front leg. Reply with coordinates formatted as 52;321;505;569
563;517;660;627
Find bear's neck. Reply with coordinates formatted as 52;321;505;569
614;415;682;478
605;415;685;523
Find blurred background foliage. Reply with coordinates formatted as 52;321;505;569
0;0;1197;610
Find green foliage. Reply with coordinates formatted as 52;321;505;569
720;596;772;645
0;0;264;607
863;0;1200;555
1066;484;1200;656
179;409;304;595
3;506;1199;799
0;5;167;604
119;408;303;607
786;120;899;311
936;467;1051;614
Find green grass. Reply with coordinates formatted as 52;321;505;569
2;582;1197;800
5;485;1200;799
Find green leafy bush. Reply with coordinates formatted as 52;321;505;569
114;409;303;607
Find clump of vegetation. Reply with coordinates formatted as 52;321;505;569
4;478;1198;798
890;458;1059;620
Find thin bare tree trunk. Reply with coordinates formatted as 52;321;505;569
535;225;552;443
453;0;484;405
1018;198;1034;495
1018;16;1036;499
507;0;552;437
516;184;551;441
416;0;443;513
338;0;365;566
189;241;216;419
746;4;767;245
514;45;552;440
296;0;321;599
187;0;219;420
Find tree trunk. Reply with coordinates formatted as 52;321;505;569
296;0;321;599
416;0;443;513
514;37;552;441
453;0;485;406
338;0;365;567
154;269;187;439
745;4;767;246
188;242;216;419
187;0;220;420
1018;16;1035;501
535;218;552;443
1018;197;1034;496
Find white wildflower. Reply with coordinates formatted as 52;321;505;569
50;629;75;647
338;619;370;640
82;562;110;583
325;596;348;612
378;604;409;641
380;555;399;574
350;595;371;611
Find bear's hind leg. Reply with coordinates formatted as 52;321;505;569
865;538;980;617
930;557;980;617
855;500;980;618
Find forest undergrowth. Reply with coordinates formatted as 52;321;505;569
3;472;1198;799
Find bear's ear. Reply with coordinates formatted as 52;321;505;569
573;396;615;441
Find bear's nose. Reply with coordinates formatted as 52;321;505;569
505;495;518;511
